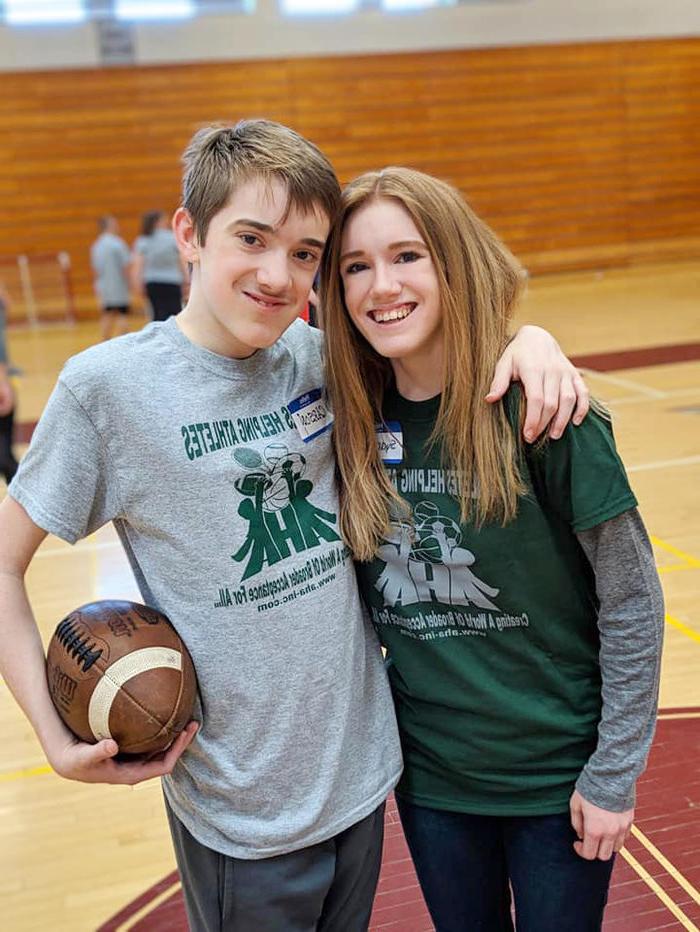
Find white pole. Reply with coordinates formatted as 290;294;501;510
57;251;76;323
17;254;39;328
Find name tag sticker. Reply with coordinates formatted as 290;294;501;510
376;421;403;464
288;388;334;443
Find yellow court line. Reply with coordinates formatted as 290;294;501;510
0;763;52;783
666;614;700;646
620;847;699;931
657;711;700;720
631;825;700;908
658;563;698;574
652;536;700;569
116;879;182;932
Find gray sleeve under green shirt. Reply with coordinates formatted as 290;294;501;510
575;509;664;811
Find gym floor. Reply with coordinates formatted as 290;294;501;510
2;259;699;931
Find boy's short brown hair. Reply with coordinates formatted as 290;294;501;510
181;119;341;244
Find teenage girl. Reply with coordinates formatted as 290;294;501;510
321;167;664;932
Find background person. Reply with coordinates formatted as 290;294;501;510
132;209;186;322
0;280;18;484
90;215;131;340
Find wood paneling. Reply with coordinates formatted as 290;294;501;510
1;38;699;316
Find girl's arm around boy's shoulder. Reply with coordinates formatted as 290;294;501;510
485;324;590;441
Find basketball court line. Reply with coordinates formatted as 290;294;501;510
113;879;182;932
0;762;51;783
628;455;700;473
652;537;700;568
610;387;700;407
659;564;699;575
580;370;667;399
619;847;699;932
631;825;700;908
666;614;700;645
570;343;700;373
657;710;700;720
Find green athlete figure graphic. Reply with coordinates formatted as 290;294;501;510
232;443;340;580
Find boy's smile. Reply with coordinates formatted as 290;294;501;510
175;177;329;358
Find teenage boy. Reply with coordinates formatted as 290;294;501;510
0;120;588;931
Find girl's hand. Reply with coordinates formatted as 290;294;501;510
569;789;634;861
486;325;589;442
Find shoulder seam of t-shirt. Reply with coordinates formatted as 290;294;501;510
571;493;638;533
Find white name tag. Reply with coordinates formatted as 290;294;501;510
376;421;403;464
288;388;334;443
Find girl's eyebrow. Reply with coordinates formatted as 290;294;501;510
341;239;426;262
387;239;425;250
340;248;364;262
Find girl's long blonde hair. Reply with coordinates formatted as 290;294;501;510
321;167;527;562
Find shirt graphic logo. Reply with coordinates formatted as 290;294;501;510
376;501;500;610
232;443;340;581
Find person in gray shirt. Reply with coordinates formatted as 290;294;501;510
90;215;131;340
132;210;186;323
0;121;589;932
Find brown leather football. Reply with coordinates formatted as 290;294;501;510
46;600;197;756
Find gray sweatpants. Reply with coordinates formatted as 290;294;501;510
165;799;386;932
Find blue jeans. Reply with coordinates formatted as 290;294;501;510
396;797;615;932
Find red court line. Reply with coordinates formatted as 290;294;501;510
570;342;700;372
97;873;180;932
15;421;36;444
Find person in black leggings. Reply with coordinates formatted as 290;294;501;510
132;210;186;323
0;283;18;484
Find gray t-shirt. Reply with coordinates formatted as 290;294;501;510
134;229;183;286
10;317;402;858
90;232;130;307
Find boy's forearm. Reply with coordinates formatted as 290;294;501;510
0;568;71;762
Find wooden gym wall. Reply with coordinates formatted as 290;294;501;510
1;36;698;317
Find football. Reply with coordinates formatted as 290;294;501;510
46;600;197;756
